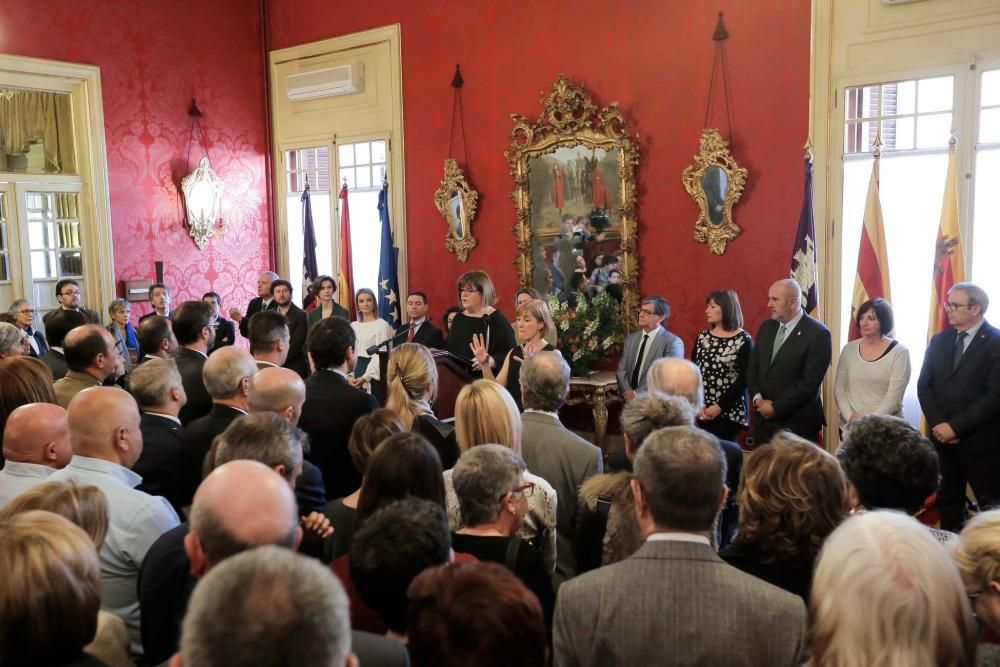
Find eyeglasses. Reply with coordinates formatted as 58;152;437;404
944;302;973;312
60;290;81;297
17;309;35;314
503;481;535;500
459;287;481;294
637;308;656;316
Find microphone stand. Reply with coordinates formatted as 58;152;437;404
366;326;412;356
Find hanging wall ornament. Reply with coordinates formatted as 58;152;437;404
435;65;480;262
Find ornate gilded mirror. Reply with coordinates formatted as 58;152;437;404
507;75;640;334
682;129;747;255
435;158;479;261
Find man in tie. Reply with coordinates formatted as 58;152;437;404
746;278;831;446
918;282;1000;530
396;291;444;349
616;295;684;400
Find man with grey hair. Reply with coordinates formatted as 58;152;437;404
746;278;831;444
519;350;602;586
229;270;280;339
176;546;357;667
616;295;684;400
130;358;188;513
918;281;1000;530
555;426;806;667
9;298;47;357
178;346;257;504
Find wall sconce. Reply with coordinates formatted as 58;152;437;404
182;99;226;250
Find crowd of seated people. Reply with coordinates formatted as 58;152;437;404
1;269;998;666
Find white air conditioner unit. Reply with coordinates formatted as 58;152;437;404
881;0;930;5
286;63;364;101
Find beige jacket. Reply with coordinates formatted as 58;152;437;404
577;472;642;568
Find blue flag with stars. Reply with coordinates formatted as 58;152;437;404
377;183;401;326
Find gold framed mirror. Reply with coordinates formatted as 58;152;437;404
682;128;747;255
434;158;479;262
506;75;640;334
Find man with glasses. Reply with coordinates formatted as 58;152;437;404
8;298;47;357
918;281;1000;530
616;295;683;400
43;279;100;326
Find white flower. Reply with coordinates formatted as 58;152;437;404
572;348;584;361
602;337;614;349
560;319;570;331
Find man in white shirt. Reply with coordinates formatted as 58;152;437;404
0;403;71;507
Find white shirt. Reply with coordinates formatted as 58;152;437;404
780;309;806;338
0;461;57;507
143;411;181;426
646;532;711;546
634;327;664;379
960;319;985;354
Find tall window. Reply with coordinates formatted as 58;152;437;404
284;146;333;295
339;140;387;296
972;68;1000;302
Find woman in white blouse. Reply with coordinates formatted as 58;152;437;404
349;288;395;394
834;298;911;429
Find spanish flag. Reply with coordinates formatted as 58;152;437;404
927;134;963;339
337;184;356;320
848;140;892;340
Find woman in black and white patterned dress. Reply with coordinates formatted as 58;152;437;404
691;289;753;442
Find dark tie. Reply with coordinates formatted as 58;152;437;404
953;331;968;371
407;323;416;343
630;333;649;389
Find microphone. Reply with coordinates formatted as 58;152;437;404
366;326;411;356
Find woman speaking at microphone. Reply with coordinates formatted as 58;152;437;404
446;270;516;377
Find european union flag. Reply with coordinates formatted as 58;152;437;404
377;183;401;326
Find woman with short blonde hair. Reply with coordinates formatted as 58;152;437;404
954;510;1000;660
0;481;109;547
386;343;459;469
446;379;556;573
808;511;975;667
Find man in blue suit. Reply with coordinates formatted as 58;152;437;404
616;295;684;400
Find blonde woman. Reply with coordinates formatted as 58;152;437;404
446;270;516;375
443;379;556;572
472;299;557;411
349;287;395;393
954;510;1000;665
808;511;975;667
385;343;459;469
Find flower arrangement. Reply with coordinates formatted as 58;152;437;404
548;290;623;376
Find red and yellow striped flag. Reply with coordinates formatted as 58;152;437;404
337;184;356;320
849;144;892;340
928;134;963;339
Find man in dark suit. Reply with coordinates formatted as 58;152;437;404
298;316;378;499
616;295;684;400
918;282;1000;530
173;301;216;425
136;314;178;364
42;279;100;327
249;310;290;372
138;283;172;323
746;279;831;445
41;309;87;380
129;358;187;515
9;299;47;357
554;426;806;667
270;279;309;379
202;291;235;353
228;271;279;339
397;291;445;349
178;346;257;505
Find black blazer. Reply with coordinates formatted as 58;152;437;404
918;321;1000;453
27;328;49;358
396;320;445;349
746;313;831;444
42;348;68;380
237;296;276;338
179;404;246;504
298;370;378;499
280;304;310;379
210;317;236;353
176;347;212;425
415;413;459;469
138;523;194;665
296;460;328;516
135;413;186;515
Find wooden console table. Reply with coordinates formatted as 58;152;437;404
564;370;621;452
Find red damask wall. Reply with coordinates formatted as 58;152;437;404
0;1;271;320
269;0;812;343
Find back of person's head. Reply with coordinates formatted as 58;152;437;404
247;367;306;423
63;324;111;371
0;481;108;547
739;432;848;564
172;300;213;346
407;561;547;667
349;497;451;634
137;314;174;357
451;444;526;527
347;408;405;476
455;379;521;454
203;346;256;400
180;546;353;667
128;357;183;409
67;387;143;467
808;511;976;667
248;310;289;354
213;413;306;484
0;355;56;436
356;432;444;524
0;321;23;356
837;415;939;515
307;316;355;370
954;510;1000;634
45;309;87;348
632;425;726;532
2;402;70;467
520;350;569;412
0;511;102;665
620;391;696;449
645;358;704;412
385;343;438;429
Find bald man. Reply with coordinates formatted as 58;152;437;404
53;324;120;408
0;403;71;507
49;387;180;658
746;279;831;445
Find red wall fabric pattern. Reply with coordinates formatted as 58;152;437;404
268;1;812;344
0;1;272;320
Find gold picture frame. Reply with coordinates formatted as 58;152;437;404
434;158;479;262
682;128;748;255
506;75;641;331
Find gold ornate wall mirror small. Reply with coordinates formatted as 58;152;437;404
435;158;479;261
682;128;747;255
